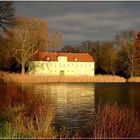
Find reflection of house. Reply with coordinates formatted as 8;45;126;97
28;52;95;76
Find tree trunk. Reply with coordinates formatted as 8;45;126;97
21;62;25;75
130;71;133;77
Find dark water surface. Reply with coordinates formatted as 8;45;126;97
22;82;140;131
1;82;140;131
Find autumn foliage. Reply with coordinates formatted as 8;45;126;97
6;16;48;74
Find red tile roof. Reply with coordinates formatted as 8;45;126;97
31;52;95;62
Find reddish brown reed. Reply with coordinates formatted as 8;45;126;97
75;103;140;138
0;83;56;138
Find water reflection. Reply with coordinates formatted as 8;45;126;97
23;82;140;131
24;83;95;131
94;83;140;110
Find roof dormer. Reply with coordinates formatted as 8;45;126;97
47;57;50;61
74;58;77;61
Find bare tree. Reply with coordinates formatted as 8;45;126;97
61;45;79;53
102;45;118;75
7;16;48;74
0;1;15;32
114;31;137;77
48;32;63;48
133;32;140;76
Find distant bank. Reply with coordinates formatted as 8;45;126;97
0;71;127;83
128;77;140;82
1;71;140;83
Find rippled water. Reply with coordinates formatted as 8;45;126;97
22;82;140;131
24;83;95;131
0;82;139;131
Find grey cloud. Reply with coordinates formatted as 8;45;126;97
14;1;140;45
14;1;131;18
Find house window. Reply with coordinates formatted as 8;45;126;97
47;57;50;61
34;63;38;67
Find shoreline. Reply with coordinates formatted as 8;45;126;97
127;77;140;83
0;71;127;83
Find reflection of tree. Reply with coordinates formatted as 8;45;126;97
94;83;132;108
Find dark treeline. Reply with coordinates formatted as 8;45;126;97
61;31;140;78
0;1;17;71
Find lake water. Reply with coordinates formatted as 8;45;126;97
22;82;140;131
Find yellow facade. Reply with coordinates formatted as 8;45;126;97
28;56;95;76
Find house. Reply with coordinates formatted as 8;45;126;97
28;52;95;76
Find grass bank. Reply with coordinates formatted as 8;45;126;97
0;71;126;83
128;77;140;82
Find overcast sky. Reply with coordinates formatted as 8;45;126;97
14;1;140;45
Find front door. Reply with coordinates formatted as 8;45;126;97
60;70;64;75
